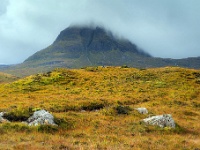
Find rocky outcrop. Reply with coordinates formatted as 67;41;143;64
143;114;175;128
135;108;148;114
27;110;57;126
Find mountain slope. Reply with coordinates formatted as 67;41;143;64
23;26;151;68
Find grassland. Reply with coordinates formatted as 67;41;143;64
0;66;199;149
0;72;18;83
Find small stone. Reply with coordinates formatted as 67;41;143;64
135;108;148;114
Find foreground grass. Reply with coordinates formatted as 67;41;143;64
0;66;199;149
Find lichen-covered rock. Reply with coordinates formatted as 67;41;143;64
27;110;57;126
143;114;175;128
135;108;148;114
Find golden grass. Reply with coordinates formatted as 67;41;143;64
0;66;199;149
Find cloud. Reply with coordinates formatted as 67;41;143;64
0;0;200;64
0;0;9;15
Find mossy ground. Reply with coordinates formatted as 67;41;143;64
0;66;199;149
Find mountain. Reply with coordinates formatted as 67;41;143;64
0;26;200;77
23;26;151;68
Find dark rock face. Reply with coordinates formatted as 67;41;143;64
54;26;149;54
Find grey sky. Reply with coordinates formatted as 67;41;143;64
0;0;200;64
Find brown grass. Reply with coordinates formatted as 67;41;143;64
0;66;199;149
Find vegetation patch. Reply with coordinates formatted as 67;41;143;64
81;101;106;111
54;117;75;130
37;124;58;133
115;105;131;115
0;123;31;133
85;67;99;72
3;107;34;122
131;122;188;135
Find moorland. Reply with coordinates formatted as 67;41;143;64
0;66;199;149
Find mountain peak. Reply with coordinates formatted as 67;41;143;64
24;25;151;68
54;26;103;42
54;26;108;49
53;26;150;55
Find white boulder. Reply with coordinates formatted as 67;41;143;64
143;114;175;128
27;110;57;126
135;108;148;114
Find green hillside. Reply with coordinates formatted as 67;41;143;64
0;67;199;149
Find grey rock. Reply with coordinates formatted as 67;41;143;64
143;114;175;128
27;110;57;126
135;108;148;114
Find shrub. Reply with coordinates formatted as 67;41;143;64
115;105;131;115
54;117;75;130
121;65;129;68
101;107;116;116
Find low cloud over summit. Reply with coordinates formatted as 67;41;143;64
0;0;200;64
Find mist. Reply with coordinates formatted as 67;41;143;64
0;0;200;64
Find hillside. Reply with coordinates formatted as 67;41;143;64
0;65;10;69
0;72;17;83
0;67;199;149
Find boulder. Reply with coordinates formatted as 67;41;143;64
27;110;57;126
143;114;175;128
135;108;148;114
